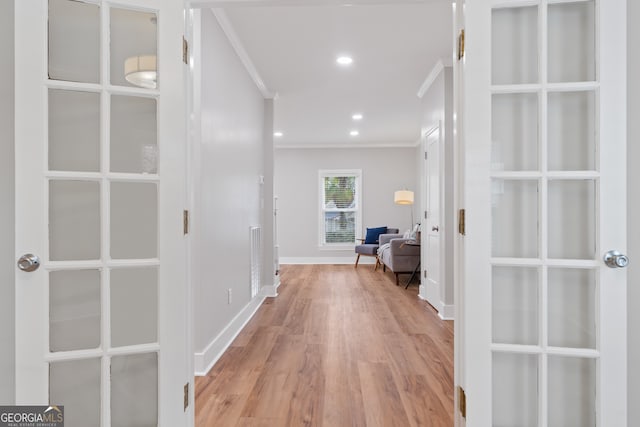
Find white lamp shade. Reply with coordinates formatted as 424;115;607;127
124;54;157;89
394;190;414;205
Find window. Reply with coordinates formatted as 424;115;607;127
319;170;362;247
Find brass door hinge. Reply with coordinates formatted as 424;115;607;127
183;210;190;235
458;209;466;236
184;382;189;411
183;36;189;64
457;29;465;60
457;386;466;418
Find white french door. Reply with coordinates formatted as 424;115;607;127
460;0;627;425
15;1;190;426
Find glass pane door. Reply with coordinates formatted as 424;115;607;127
489;1;600;425
47;1;159;425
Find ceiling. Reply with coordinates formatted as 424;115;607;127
221;2;453;147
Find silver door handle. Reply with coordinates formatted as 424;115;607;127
603;250;629;268
432;226;439;232
17;254;40;272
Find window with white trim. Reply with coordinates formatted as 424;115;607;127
319;170;362;247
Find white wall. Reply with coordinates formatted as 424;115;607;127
420;66;455;309
261;100;277;293
275;147;418;262
628;0;639;421
192;10;265;359
0;0;15;404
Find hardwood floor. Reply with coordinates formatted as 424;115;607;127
195;264;454;427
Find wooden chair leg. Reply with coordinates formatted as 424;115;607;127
395;273;399;286
383;264;386;272
354;254;360;268
374;257;380;271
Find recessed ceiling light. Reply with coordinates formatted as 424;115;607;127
352;113;363;121
336;56;353;66
273;131;283;137
350;130;359;136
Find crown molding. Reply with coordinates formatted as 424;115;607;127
192;0;440;8
211;8;275;99
275;142;419;149
416;57;453;99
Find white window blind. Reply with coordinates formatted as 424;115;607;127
319;170;362;246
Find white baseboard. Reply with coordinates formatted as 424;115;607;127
417;289;454;320
418;284;428;301
280;256;374;265
438;303;455;320
260;276;281;297
194;294;265;376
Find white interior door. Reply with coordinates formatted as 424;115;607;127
15;1;190;426
461;0;627;425
422;126;443;311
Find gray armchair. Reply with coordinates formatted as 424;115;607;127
354;227;399;268
377;233;421;286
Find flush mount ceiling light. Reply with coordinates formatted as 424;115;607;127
352;113;363;121
336;55;353;66
124;54;157;89
350;130;359;136
273;131;283;137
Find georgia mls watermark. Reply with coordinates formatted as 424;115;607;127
0;406;64;427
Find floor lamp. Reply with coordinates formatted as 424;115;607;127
394;190;414;231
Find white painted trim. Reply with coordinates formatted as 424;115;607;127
260;276;281;297
418;286;454;320
185;7;200;420
419;284;428;300
193;294;266;376
417;60;445;99
438;304;454;321
280;256;372;265
191;0;434;8
417;59;452;100
275;142;418;149
211;9;275;99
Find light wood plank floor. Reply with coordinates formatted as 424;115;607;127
195;264;454;427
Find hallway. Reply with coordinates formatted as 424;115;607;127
195;264;454;427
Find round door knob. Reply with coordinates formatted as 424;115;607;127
17;254;40;272
603;250;629;269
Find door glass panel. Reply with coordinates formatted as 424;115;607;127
111;353;158;427
50;358;101;427
110;182;157;259
548;180;596;260
548;356;596;427
50;270;101;352
111;95;158;174
548;1;596;83
492;180;539;258
492;352;538;427
110;8;158;89
548;268;596;349
492;93;539;171
492;6;538;85
48;0;100;83
492;267;538;345
548;91;596;171
50;180;101;261
49;90;100;172
111;267;158;347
